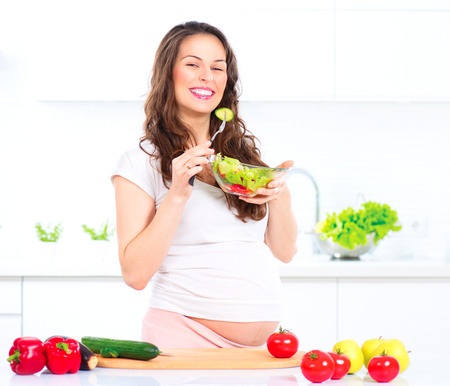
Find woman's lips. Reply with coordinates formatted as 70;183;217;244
190;87;215;100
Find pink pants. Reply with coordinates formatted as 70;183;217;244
142;308;260;349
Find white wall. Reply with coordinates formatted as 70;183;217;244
0;100;448;261
0;1;449;262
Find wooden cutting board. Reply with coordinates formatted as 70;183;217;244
96;348;306;370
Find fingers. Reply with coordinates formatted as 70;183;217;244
264;159;292;189
175;160;204;182
184;155;211;169
238;185;279;204
185;141;214;160
177;141;213;164
276;160;294;169
239;160;292;203
172;141;214;185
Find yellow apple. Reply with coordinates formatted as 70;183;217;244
361;337;385;368
333;339;364;374
372;339;410;373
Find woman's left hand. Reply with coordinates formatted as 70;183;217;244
239;160;294;204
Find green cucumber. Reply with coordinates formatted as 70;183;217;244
81;336;161;361
215;107;234;122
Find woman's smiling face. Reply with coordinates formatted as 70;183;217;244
173;33;227;120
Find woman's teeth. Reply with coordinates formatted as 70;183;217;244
191;88;213;96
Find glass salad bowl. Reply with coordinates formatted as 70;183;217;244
313;233;377;260
210;154;290;197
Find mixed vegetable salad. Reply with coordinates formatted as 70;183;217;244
212;153;286;196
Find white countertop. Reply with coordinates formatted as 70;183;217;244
279;254;450;278
1;253;450;278
0;354;448;385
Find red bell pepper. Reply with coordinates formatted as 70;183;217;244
44;337;81;374
7;337;46;375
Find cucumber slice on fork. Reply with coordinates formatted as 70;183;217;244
214;107;234;122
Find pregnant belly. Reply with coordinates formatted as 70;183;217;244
188;317;279;346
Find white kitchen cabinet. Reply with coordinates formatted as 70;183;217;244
6;2;182;101
21;277;339;349
5;1;450;102
0;316;22;352
337;0;450;11
2;265;449;354
0;278;22;350
337;278;450;355
0;278;21;314
22;278;151;341
335;10;450;100
19;3;335;102
280;278;337;351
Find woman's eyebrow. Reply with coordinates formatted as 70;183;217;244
181;55;226;63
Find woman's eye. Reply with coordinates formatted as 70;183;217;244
186;63;198;68
213;67;225;72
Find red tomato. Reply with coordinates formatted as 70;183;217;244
300;350;335;383
229;184;250;195
368;355;400;383
266;328;299;358
328;351;351;380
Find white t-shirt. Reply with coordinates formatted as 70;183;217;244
112;141;284;322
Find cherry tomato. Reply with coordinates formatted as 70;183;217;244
328;351;351;380
266;327;299;358
300;350;335;383
368;355;400;383
229;184;250;195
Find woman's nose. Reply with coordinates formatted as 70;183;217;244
200;68;213;82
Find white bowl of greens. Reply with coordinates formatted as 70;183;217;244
313;201;402;260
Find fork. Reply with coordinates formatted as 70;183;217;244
188;111;227;186
210;110;227;143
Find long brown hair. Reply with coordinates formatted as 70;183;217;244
140;21;267;221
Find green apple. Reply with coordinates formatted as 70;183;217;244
372;339;409;373
361;337;385;368
333;339;364;374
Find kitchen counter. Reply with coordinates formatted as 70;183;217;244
1;253;450;278
0;355;448;385
279;254;450;278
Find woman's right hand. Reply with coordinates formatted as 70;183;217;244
170;140;214;199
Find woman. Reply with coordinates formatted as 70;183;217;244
112;21;298;348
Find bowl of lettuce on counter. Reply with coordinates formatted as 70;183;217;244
211;153;290;197
314;201;402;260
